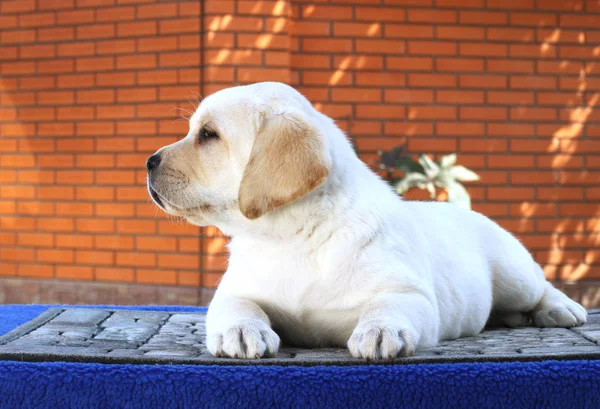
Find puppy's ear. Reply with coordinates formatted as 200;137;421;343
238;111;330;220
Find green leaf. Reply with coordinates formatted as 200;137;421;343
395;156;425;174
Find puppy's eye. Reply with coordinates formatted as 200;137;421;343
199;127;219;143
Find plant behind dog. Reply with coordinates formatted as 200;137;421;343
377;145;480;209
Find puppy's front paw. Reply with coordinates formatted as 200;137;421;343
348;321;416;361
207;319;280;359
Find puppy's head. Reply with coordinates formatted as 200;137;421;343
146;82;331;226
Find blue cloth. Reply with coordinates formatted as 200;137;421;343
1;305;600;409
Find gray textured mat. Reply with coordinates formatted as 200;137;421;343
1;308;600;366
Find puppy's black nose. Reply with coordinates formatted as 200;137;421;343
146;153;161;172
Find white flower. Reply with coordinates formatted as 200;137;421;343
395;153;480;209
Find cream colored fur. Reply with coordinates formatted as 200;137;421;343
147;82;586;360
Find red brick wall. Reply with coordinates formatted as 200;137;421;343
1;0;599;289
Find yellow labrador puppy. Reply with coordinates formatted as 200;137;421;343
147;82;586;360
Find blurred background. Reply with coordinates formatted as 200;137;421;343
0;0;599;307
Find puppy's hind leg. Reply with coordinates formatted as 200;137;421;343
491;240;586;328
531;281;587;328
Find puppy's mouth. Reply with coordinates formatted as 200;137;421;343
147;181;215;216
148;185;165;209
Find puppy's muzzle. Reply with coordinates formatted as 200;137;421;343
146;153;164;208
146;153;161;172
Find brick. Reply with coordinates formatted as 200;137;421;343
56;266;94;280
385;89;433;103
510;107;557;121
408;138;457;152
487;27;535;42
435;121;489;136
117;252;156;267
0;217;36;231
510;76;557;90
1;248;35;262
487;59;534;73
459;138;507;152
488;0;534;9
18;264;54;278
97;72;136;87
96;267;134;282
537;28;584;45
355;104;405;120
407;106;456;120
1;61;35;75
76;187;115;201
96;6;135;22
408;9;456;23
57;73;94;88
56;170;94;184
57;42;96;57
459;11;507;25
118;21;156;37
77;24;116;40
0;15;17;29
38;249;74;263
57;107;94;120
437;26;484;40
536;60;581;75
37;218;74;232
1;92;35;106
76;250;114;265
355;72;405;87
38;59;74;74
137;3;177;19
56;202;94;216
97;39;135;55
291;21;331;37
538;187;584;201
333;22;381;38
301;5;353;21
560;14;600;28
1;29;35;44
137;236;177;251
488;155;535;168
160;18;201;34
117;88;156;102
436;90;484;104
1;0;35;13
436;58;483;72
460;42;507;57
158;254;199;269
0;46;17;60
407;41;457;56
303;38;353;53
510;44;556;58
19;107;55;121
56;234;94;249
159;51;201;68
20;44;56;59
38;27;74;42
57;9;95;25
408;73;456;88
1;154;36;168
137;269;177;284
488;91;534;105
76;56;115;72
0;185;35;199
96;235;134;251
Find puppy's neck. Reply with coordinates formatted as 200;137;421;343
216;153;394;246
